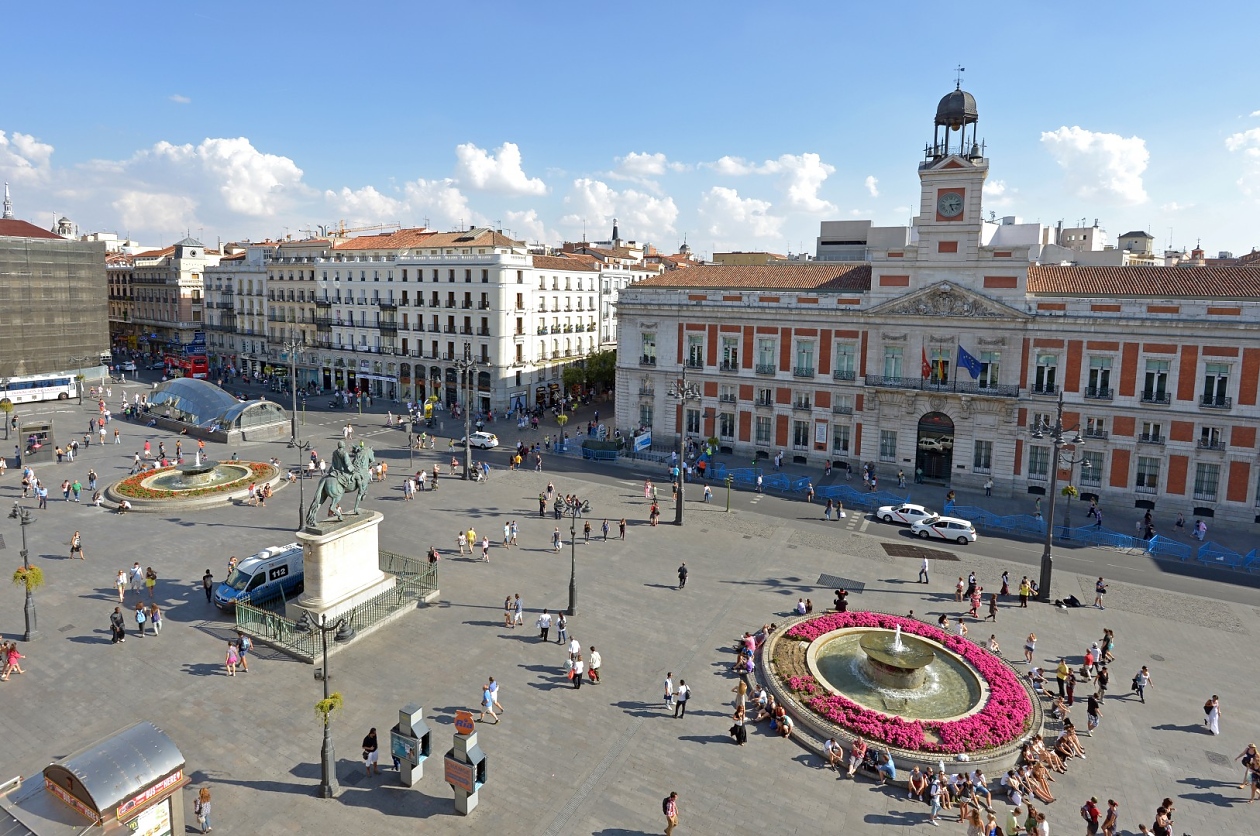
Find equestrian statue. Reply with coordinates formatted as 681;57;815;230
304;440;375;527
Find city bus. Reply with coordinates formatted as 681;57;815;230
0;374;77;404
162;354;209;379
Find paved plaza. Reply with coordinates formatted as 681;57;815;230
2;392;1258;835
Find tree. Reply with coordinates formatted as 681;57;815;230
584;350;616;391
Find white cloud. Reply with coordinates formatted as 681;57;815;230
983;179;1015;208
169;94;191;105
703;152;835;213
864;175;879;198
698;186;783;242
612;152;687;179
502;209;551;244
1040;126;1149;205
111;191;199;236
0;130;54;184
1225;128;1260;197
454;141;546;196
324;185;405;221
135;137;308;217
1251;110;1260;117
1160;201;1193;212
560;178;678;243
402;178;477;229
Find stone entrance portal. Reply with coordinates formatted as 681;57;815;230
916;411;954;483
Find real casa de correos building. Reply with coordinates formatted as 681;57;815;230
614;86;1260;525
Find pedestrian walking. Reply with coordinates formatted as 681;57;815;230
537;609;552;641
984;476;993;497
1094;577;1107;609
193;787;212;834
480;536;490;562
1205;694;1221;735
362;727;381;774
552;527;562;552
224;640;239;675
1102;799;1119;836
1024;633;1036;664
918;555;930;584
1132;665;1152;703
602;519;609;541
555;612;568;646
986;593;998;622
129;562;143;594
677;562;688;590
1018;576;1031;607
1237;743;1258;788
149;604;162;635
513;593;523;626
663;791;679;836
664;672;675;709
235;631;251;672
583;520;591;542
674;679;690;717
618;518;626;539
202;569;214;603
145;566;157;600
70;530;85;559
1086;693;1102;736
479;683;499;722
489;676;504;712
588;646;601;683
572;654;584;689
109;606;126;643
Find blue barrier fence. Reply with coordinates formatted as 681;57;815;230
1195;540;1247;569
1146;535;1192;561
1246;548;1260;573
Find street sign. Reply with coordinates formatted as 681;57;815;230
444;757;474;793
453;710;475;736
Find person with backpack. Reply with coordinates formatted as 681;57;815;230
1082;796;1101;834
673;679;690;718
235;631;252;673
662;791;679;835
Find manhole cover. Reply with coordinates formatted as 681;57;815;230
817;574;865;593
58;624;75;633
1150;654;1166;662
1206;751;1229;767
882;543;960;561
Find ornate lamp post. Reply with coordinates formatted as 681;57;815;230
284;335;305;447
8;501;38;641
453;343;477;480
562;496;589;615
294;610;354;798
1030;390;1085;602
294;439;310;530
667;366;701;525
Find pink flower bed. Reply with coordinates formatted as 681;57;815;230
784;612;1032;754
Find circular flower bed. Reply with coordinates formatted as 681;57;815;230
781;612;1032;754
113;462;276;499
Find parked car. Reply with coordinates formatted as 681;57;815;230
936;435;954;450
910;516;977;544
917;438;944;452
460;431;500;449
213;542;303;610
147;361;165;370
876;503;938;526
121;361;137;372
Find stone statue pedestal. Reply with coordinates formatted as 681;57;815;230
287;511;395;622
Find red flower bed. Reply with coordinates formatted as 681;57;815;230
114;462;274;499
783;611;1032;754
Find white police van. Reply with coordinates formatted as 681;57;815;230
213;543;304;610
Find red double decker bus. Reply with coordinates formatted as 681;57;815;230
163;354;209;379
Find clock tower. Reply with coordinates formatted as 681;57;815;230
915;83;988;260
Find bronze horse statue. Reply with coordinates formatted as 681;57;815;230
304;443;375;527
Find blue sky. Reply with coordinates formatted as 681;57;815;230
3;1;1260;257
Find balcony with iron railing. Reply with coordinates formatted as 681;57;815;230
1200;395;1232;410
639;356;657;367
831;404;854;415
1197;438;1227;451
718;360;739;372
378;300;398;311
793;366;815;378
478;301;491;310
832;369;856;381
863;375;1019;397
754;397;773;408
379;321;398;334
1192;487;1219;502
477;327;491;336
1084;386;1113;400
1030;383;1058;396
685;359;704;369
1135;480;1158;495
718;393;737;403
755;363;777;376
1083;429;1109;440
791;400;812;412
1140;390;1171;405
1137;433;1165;445
315;298;331;308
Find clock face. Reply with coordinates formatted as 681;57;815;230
937;191;964;218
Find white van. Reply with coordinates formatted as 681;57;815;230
213;543;303;610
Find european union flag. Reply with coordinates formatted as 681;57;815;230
957;345;983;379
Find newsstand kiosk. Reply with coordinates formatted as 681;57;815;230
0;722;189;835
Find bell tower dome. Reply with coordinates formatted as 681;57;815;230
914;76;990;262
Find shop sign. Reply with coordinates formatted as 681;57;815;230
44;778;99;823
117;769;183;818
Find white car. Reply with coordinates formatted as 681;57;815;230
917;438;943;452
910;516;977;545
461;431;499;449
877;503;939;526
121;361;137;372
936;435;954;450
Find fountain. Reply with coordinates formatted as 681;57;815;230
104;458;280;510
858;624;936;689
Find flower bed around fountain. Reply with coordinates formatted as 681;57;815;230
774;611;1034;755
114;461;275;499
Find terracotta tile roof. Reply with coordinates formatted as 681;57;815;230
531;254;598;272
0;219;63;239
403;228;524;250
634;263;871;291
333;228;435;251
135;245;177;259
1027;265;1260;297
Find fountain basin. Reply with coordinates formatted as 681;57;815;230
810;628;983;721
105;461;281;511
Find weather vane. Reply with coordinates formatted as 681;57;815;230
954;65;965;88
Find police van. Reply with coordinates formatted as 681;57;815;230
213;543;304;610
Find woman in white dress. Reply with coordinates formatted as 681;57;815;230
1206;695;1221;735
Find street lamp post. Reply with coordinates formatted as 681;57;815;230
1030;390;1085;603
284;336;305;447
667;366;701;525
295;439;310;530
8;502;38;641
563;497;588;616
294;610;355;798
454;343;477;481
